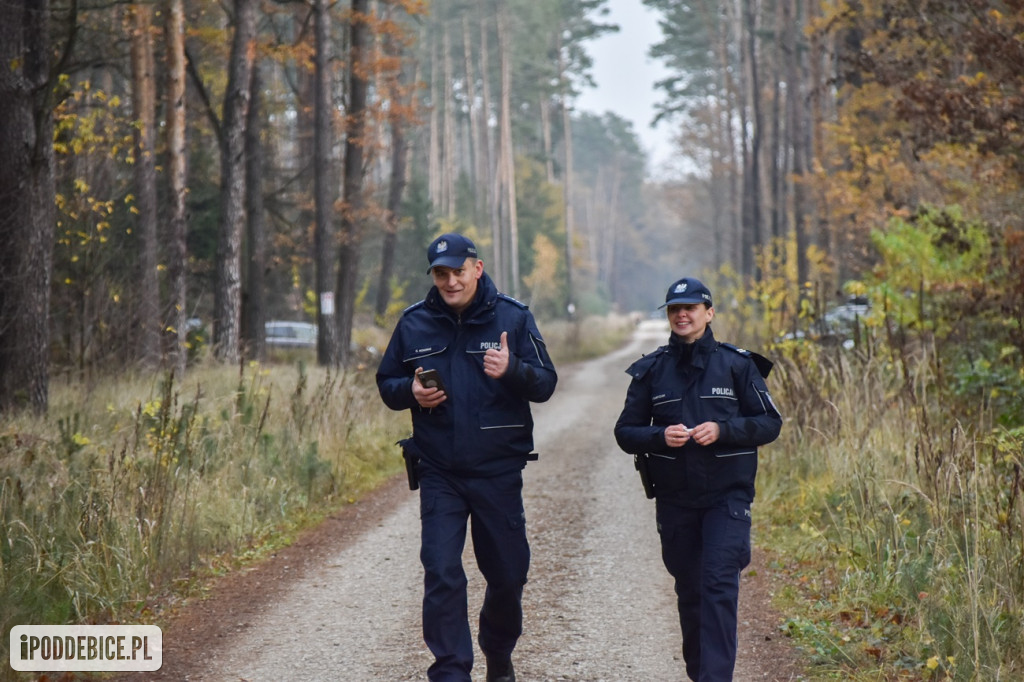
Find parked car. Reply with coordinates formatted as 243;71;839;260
779;296;872;349
265;320;317;348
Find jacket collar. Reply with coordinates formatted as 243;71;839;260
425;271;498;324
667;327;716;367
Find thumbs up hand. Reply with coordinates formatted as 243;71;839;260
483;331;510;378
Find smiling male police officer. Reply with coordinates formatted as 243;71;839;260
376;233;557;682
614;276;782;682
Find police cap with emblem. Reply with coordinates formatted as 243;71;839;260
426;233;479;273
659;276;713;308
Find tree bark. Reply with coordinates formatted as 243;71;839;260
376;39;412;320
441;21;456;217
740;0;763;280
558;33;576;318
427;30;441;215
313;0;339;365
479;8;502;289
784;0;810;295
213;0;257;363
164;0;188;377
0;0;55;414
129;3;162;369
462;15;486;225
335;0;371;366
244;64;267;362
496;4;519;297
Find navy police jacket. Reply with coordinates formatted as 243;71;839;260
376;272;557;477
614;328;782;506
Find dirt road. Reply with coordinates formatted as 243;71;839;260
124;321;804;681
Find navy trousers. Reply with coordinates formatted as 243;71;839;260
418;467;530;682
656;496;752;682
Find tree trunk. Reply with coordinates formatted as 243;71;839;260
785;0;810;296
427;30;441;214
740;0;763;280
479;8;502;288
541;95;555;184
558;34;575;318
497;5;519;298
462;15;486;225
376;39;412;321
213;0;257;363
313;0;339;365
307;0;335;366
164;0;188;378
243;64;266;362
768;0;787;249
0;0;55;414
714;1;741;273
335;0;371;366
441;21;456;217
129;3;162;369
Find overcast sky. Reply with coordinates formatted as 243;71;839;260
574;0;675;178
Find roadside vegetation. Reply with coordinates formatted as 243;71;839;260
0;314;633;680
714;207;1024;681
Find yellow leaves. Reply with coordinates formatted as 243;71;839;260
926;655;956;672
141;400;162;419
799;521;823;538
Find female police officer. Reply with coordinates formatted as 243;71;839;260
376;233;557;682
614;276;782;682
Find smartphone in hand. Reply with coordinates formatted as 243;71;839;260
416;369;447;393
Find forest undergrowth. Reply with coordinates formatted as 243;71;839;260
721;209;1024;681
757;338;1024;681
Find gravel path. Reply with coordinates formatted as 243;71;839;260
118;321;805;681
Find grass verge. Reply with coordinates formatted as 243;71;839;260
755;338;1024;681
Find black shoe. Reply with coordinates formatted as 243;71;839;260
485;656;515;682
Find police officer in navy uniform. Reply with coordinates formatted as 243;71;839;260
614;277;782;682
376;233;557;682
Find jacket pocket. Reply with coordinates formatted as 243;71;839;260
403;345;447;363
651;391;682;422
479;409;528;431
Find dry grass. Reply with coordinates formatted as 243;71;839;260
757;338;1024;680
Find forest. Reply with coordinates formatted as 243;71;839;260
2;0;1019;410
2;0;1024;679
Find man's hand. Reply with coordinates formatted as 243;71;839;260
483;331;510;378
412;366;447;408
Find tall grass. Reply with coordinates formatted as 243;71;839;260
0;360;406;679
0;315;630;679
758;335;1024;680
